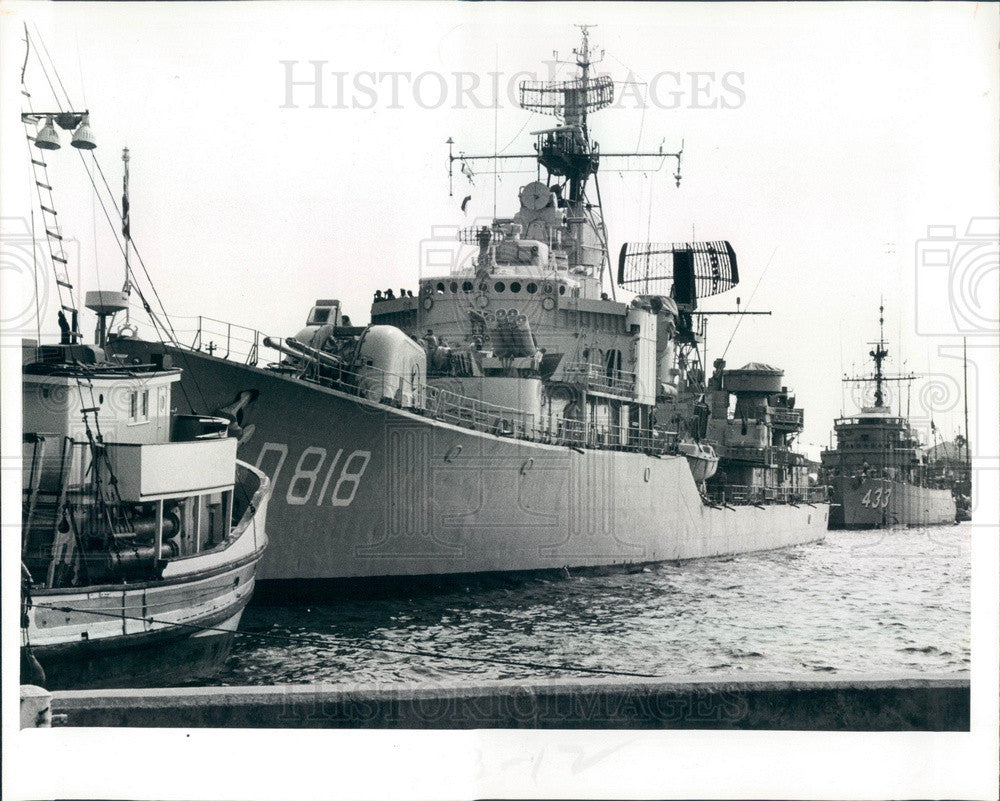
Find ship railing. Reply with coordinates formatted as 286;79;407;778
561;361;637;397
142;315;679;457
768;407;804;427
424;384;537;439
704;484;829;506
172;315;267;366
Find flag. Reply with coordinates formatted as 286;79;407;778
122;148;131;240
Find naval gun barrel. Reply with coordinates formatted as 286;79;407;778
264;335;343;369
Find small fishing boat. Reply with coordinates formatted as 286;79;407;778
18;37;270;686
20;311;271;689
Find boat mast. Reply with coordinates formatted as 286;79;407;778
121;146;132;320
962;336;970;471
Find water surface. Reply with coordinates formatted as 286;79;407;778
213;525;971;685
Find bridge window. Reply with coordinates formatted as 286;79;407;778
462;281;474;292
436;282;446;293
494;281;506;293
527;282;538;294
511;281;522;293
450;281;458;293
558;284;566;295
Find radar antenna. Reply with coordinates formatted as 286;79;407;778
446;27;684;293
617;241;739;308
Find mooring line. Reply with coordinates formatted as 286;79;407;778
38;603;663;679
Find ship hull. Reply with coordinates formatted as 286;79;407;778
829;476;956;530
113;342;828;583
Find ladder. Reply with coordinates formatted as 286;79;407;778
22;90;80;337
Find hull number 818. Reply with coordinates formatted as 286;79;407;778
254;442;372;507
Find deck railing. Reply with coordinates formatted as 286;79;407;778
127;314;821;494
768;407;804;427
561;361;637;397
704;484;828;506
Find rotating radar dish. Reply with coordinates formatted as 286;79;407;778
519;181;551;211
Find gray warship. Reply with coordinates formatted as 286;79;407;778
107;29;828;589
821;305;957;529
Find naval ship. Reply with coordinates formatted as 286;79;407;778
820;306;956;529
102;29;827;588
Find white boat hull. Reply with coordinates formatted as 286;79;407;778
22;462;270;689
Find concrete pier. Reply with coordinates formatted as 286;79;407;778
49;674;968;730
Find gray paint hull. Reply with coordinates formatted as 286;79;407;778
115;342;828;581
829;476;956;529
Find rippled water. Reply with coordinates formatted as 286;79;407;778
212;525;971;685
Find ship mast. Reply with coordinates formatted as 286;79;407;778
447;27;683;290
870;301;889;408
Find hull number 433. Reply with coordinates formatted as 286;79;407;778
254;443;372;507
860;487;892;508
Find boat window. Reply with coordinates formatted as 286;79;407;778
558;284;566;295
462;281;473;292
436;282;446;293
495;281;506;293
511;281;522;293
450;281;458;293
128;390;150;424
526;282;538;294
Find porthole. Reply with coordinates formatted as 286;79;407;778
462;281;474;292
450;281;458;293
543;283;553;294
526;282;538;294
558;284;566;295
510;281;522;293
479;282;489;292
436;282;446;294
494;281;506;293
